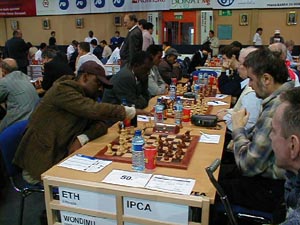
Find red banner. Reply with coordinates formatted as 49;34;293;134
0;0;36;17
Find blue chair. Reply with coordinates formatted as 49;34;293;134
206;159;286;225
0;120;44;225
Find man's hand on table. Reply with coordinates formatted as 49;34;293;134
68;138;82;154
216;109;228;120
232;108;249;130
136;109;153;117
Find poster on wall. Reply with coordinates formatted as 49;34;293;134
36;0;91;15
200;11;213;44
212;0;300;9
0;0;36;17
171;0;211;9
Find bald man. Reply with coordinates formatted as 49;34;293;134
0;58;39;132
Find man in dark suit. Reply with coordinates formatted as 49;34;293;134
41;49;74;91
119;14;143;67
4;30;29;74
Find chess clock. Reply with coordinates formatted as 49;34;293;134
153;123;180;134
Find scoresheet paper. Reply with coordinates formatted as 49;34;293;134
58;154;112;172
145;175;195;195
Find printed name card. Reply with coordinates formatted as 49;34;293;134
145;175;195;195
59;187;116;213
61;211;117;225
102;169;152;188
123;197;188;225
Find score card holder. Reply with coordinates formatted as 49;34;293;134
191;115;218;127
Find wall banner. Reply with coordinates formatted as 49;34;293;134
0;0;36;17
212;0;300;9
171;0;211;9
200;11;213;44
90;0;170;13
36;0;91;15
36;0;170;15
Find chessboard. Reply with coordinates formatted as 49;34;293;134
94;130;199;169
176;83;217;97
161;97;213;118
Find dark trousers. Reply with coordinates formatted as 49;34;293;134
219;165;285;212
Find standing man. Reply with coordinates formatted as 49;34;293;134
4;30;29;74
84;30;98;53
220;47;293;213
270;87;300;224
207;30;219;56
253;27;263;46
0;58;39;132
119;14;143;67
49;31;56;49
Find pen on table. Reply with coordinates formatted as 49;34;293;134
200;131;210;138
212;100;219;104
138;115;148;120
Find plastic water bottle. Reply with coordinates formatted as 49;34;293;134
132;130;145;171
194;83;200;100
169;80;176;101
174;97;183;126
154;97;164;123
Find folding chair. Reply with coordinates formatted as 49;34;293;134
206;159;285;225
0;120;44;225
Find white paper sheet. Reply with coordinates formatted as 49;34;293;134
199;134;221;144
102;169;152;188
58;154;112;172
215;94;228;99
145;175;195;195
207;100;228;106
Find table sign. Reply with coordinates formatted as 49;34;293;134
123;197;188;225
145;175;195;195
61;211;117;225
59;187;116;212
58;154;112;172
102;169;152;188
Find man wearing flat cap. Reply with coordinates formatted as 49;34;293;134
158;47;182;85
270;29;285;44
14;61;149;184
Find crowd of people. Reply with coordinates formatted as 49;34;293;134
1;14;300;225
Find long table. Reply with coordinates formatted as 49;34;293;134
42;95;230;225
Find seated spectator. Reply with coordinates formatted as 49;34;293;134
270;29;284;44
66;40;78;62
34;42;47;62
218;45;243;99
270;87;300;225
158;48;182;85
91;39;103;60
110;31;125;50
217;47;262;132
75;42;105;73
99;40;112;64
146;45;166;97
0;58;39;132
41;49;74;91
13;61;150;184
219;47;293;215
102;51;153;109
